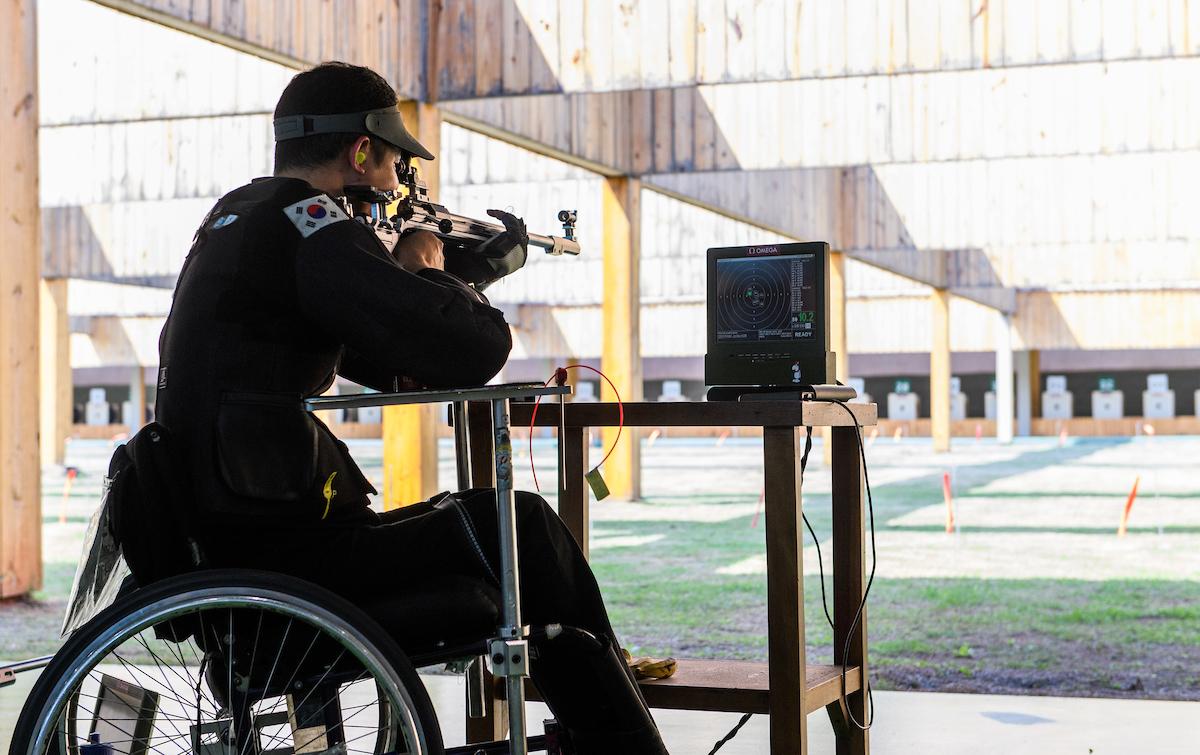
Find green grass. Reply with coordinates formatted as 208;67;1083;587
6;435;1200;701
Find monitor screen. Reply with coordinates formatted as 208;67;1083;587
714;253;818;342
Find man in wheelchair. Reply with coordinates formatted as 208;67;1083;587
146;63;669;754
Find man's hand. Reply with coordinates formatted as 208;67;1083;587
486;209;528;252
393;230;444;272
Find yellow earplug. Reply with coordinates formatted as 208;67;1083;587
355;150;367;166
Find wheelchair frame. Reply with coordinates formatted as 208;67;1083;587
2;382;571;755
306;382;570;755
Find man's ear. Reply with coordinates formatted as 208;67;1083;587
350;136;371;173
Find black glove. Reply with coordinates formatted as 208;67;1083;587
443;209;529;291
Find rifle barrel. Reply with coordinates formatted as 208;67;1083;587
403;209;581;256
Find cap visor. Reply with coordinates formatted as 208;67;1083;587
366;110;435;161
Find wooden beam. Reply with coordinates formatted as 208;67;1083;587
94;0;427;99
949;286;1017;314
600;177;643;500
383;101;443;509
443;55;1200;171
930;289;952;453
39;279;70;467
0;0;42;598
645;172;1013;312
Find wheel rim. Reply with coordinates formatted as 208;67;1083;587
28;586;430;755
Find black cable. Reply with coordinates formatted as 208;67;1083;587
707;712;753;754
798;426;835;631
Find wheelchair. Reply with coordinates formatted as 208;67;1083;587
6;384;577;755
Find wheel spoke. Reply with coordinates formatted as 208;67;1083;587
24;579;420;755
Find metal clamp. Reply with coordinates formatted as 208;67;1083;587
489;638;529;678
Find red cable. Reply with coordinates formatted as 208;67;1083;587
528;364;625;492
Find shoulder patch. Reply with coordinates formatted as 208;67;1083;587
283;195;349;238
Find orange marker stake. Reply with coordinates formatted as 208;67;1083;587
975;423;983;442
60;467;78;525
716;430;731;447
751;489;765;529
893;426;904;442
942;471;956;534
1118;475;1141;537
647;428;662;448
868;427;880;447
1058;427;1068;447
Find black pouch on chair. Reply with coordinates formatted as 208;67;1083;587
109;422;203;586
215;391;318;502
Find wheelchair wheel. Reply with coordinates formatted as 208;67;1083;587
11;569;444;755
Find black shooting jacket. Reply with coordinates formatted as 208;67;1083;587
154;177;512;526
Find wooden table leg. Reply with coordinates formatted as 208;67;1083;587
763;426;808;755
559;425;591;558
830;425;869;755
467;401;495;487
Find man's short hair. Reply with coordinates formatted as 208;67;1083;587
274;62;398;171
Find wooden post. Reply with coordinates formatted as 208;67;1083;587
383;101;442;509
829;425;869;755
600;177;643;499
39;278;70;467
823;251;848;465
763;426;808;753
1016;350;1033;436
560;424;591;558
1028;348;1041;422
995;311;1014;444
930;289;951;452
0;0;42;598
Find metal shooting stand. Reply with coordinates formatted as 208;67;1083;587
306;382;572;755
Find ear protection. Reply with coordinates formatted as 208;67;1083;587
355;150;367;166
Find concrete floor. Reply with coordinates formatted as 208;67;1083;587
420;674;1200;754
3;669;1196;753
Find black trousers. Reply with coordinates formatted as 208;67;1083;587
202;489;668;753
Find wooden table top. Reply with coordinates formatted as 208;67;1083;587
510;400;877;428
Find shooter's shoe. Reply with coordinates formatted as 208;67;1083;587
622;647;679;680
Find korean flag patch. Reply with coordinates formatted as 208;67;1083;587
284;195;349;238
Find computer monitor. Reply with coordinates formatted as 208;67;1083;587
705;241;833;396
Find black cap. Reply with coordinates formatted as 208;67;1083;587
273;107;435;161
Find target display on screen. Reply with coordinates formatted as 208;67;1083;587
715;254;817;342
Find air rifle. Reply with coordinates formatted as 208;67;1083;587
344;164;580;287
